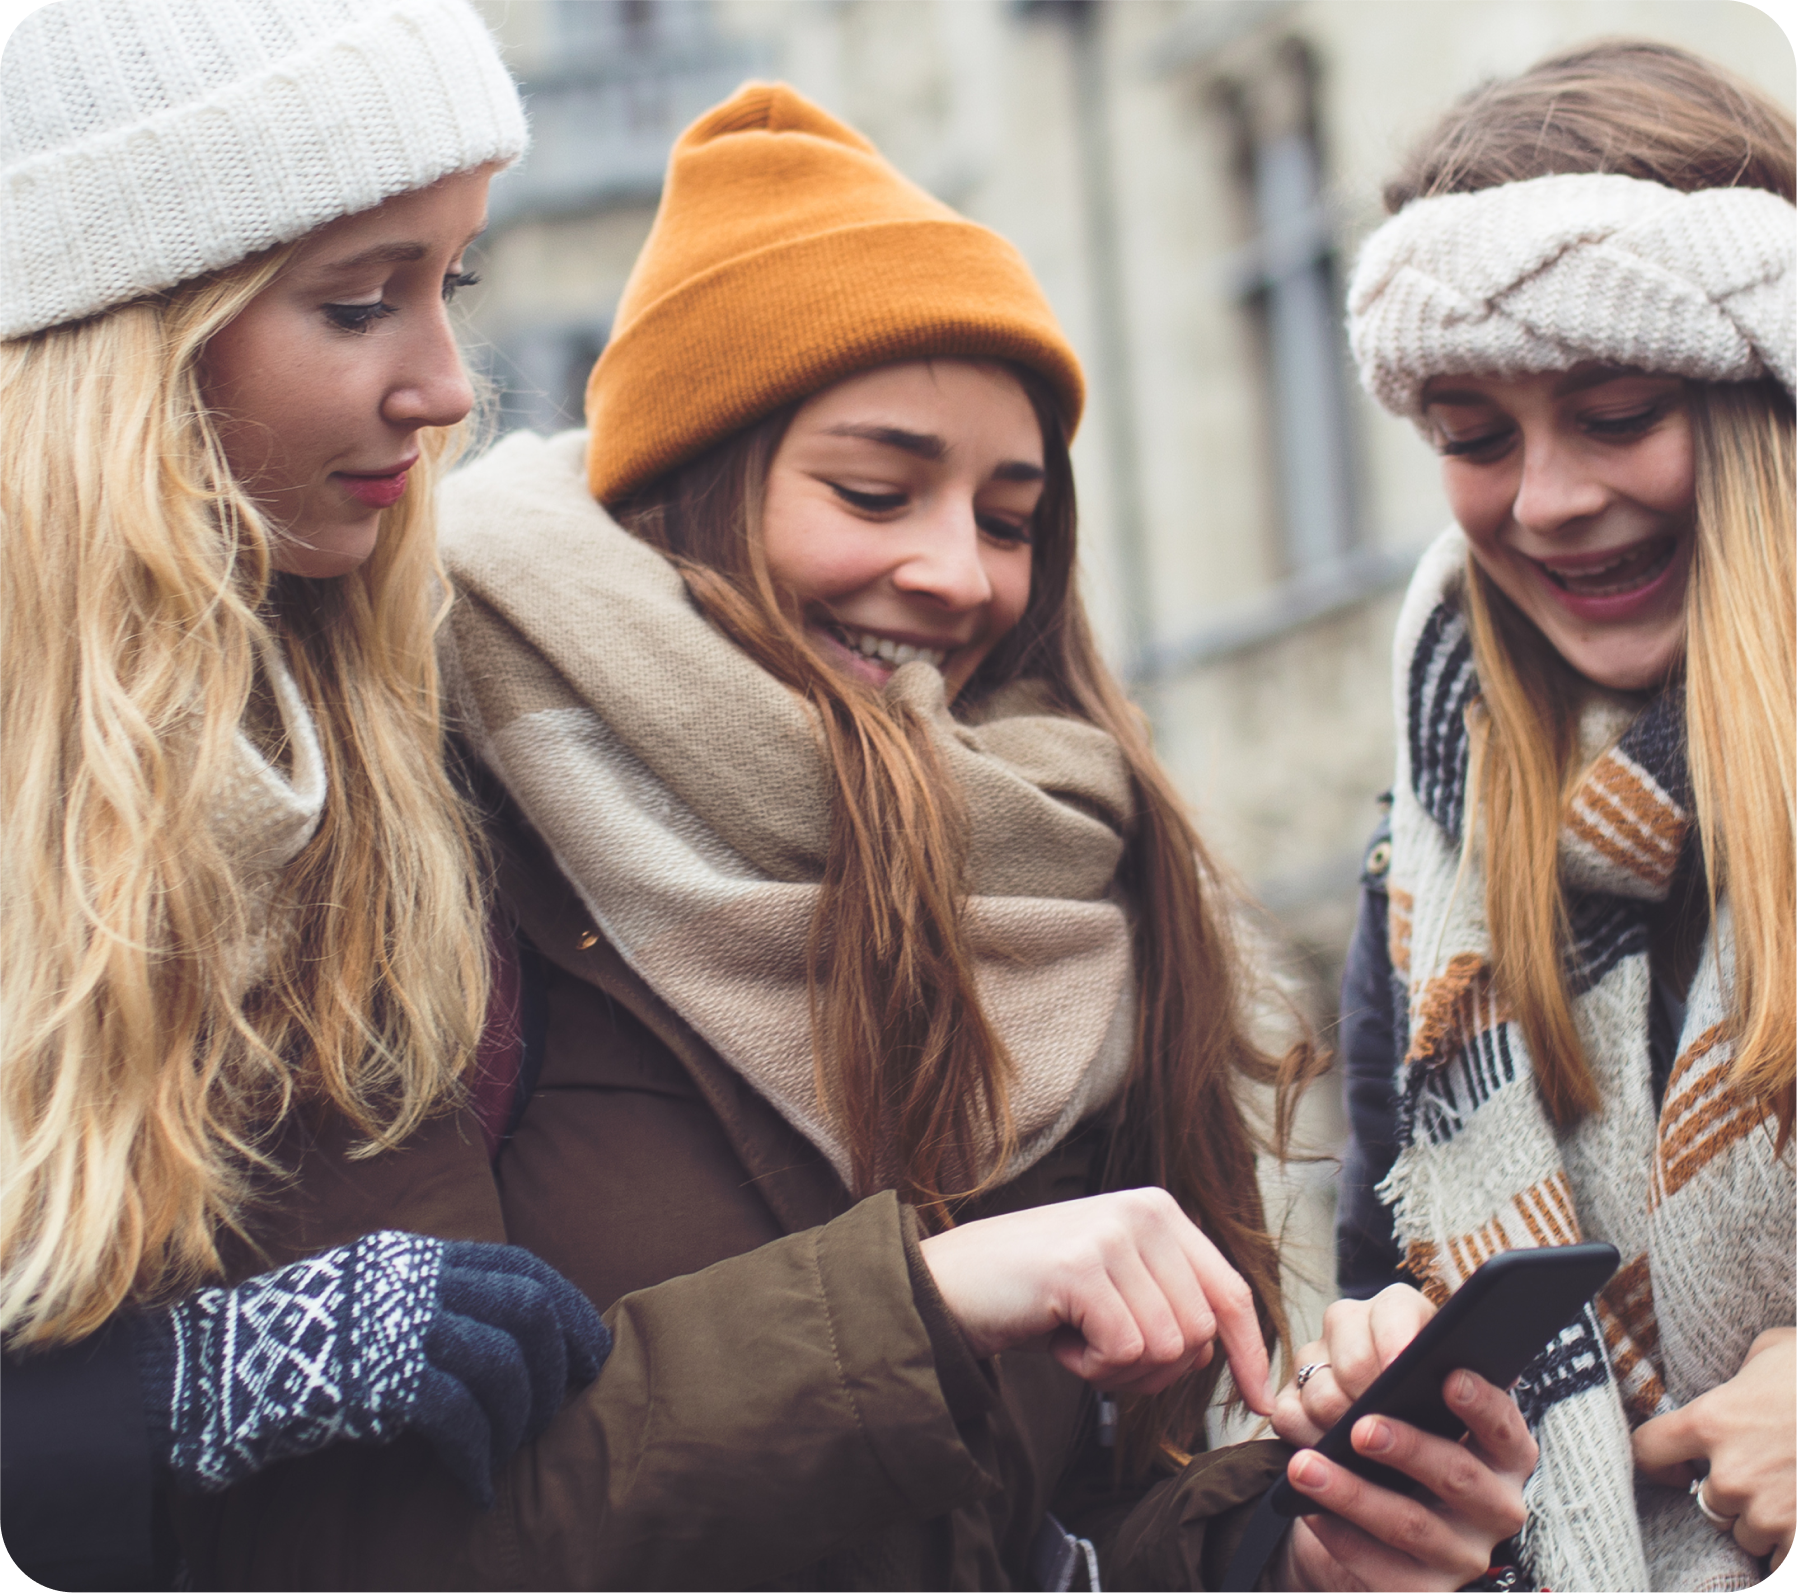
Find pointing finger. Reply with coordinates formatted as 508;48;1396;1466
1631;1403;1705;1486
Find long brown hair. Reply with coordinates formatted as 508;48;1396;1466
1397;40;1796;1140
612;361;1319;1463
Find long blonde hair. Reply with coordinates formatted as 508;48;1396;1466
2;253;490;1348
1391;40;1796;1140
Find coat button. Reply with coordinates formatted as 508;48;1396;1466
575;928;599;950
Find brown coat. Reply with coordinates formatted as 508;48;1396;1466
171;812;1287;1590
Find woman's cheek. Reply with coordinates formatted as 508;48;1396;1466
1441;464;1511;546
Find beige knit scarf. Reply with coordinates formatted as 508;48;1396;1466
1385;530;1793;1593
221;640;327;995
438;428;1136;1189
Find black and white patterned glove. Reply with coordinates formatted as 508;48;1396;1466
132;1231;609;1505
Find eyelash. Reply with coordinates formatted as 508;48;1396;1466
1582;403;1664;438
829;484;1033;544
1436;402;1669;461
831;484;905;512
322;270;482;334
324;299;398;334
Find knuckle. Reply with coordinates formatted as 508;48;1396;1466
1148;1324;1185;1364
1216;1272;1254;1313
1122;1186;1163;1220
1437;1450;1484;1500
1387;1498;1438;1558
1516;1430;1540;1471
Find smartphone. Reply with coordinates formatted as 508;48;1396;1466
1268;1241;1619;1516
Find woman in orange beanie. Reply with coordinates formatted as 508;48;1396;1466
169;84;1527;1590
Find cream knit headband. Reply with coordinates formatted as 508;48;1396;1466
1348;171;1796;416
1;0;527;339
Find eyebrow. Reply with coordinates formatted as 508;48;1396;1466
1553;365;1662;396
1422;366;1665;409
821;423;1045;482
321;242;429;271
319;225;488;274
823;423;946;459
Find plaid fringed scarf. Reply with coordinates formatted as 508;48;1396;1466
1382;531;1793;1592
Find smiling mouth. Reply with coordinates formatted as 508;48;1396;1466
823;622;950;671
1536;537;1678;598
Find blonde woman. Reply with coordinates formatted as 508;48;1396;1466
1282;41;1794;1593
0;2;607;1584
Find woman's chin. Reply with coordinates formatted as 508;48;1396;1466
1560;629;1687;693
270;518;382;579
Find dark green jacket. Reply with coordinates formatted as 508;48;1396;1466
172;814;1286;1589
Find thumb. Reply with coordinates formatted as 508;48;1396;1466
1632;1402;1704;1487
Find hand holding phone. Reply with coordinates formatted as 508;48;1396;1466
1270;1241;1619;1515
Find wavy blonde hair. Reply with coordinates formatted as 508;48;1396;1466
1399;40;1797;1137
2;253;489;1348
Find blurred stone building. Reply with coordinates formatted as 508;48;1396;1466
458;0;1792;1348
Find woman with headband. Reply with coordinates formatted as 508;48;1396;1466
1278;40;1794;1593
0;3;607;1584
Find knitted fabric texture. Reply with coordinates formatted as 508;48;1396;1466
1348;172;1796;418
144;1230;440;1492
584;81;1083;504
220;642;327;995
442;429;1133;1191
1382;531;1794;1592
136;1231;612;1502
1;0;526;338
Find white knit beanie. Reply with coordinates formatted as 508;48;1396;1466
1;0;527;339
1348;171;1796;417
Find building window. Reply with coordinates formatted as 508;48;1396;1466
1218;39;1357;576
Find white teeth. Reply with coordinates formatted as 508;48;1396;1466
838;626;947;669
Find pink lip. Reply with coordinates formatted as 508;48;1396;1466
335;466;413;509
1528;536;1685;624
809;624;899;688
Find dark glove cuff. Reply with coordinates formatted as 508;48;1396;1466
126;1307;179;1467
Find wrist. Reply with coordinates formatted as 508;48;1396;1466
1269;1524;1306;1592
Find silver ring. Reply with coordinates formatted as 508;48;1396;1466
1692;1478;1737;1531
1295;1361;1328;1391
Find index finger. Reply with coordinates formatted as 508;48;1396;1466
1367;1282;1436;1372
1631;1401;1705;1482
1178;1222;1272;1414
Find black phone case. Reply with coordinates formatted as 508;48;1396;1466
1269;1241;1619;1515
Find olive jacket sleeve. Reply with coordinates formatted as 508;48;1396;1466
172;1107;1286;1591
171;811;1295;1590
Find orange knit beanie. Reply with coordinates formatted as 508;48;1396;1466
585;82;1085;504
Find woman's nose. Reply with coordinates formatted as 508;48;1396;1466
892;508;994;611
382;306;475;431
1511;434;1609;536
